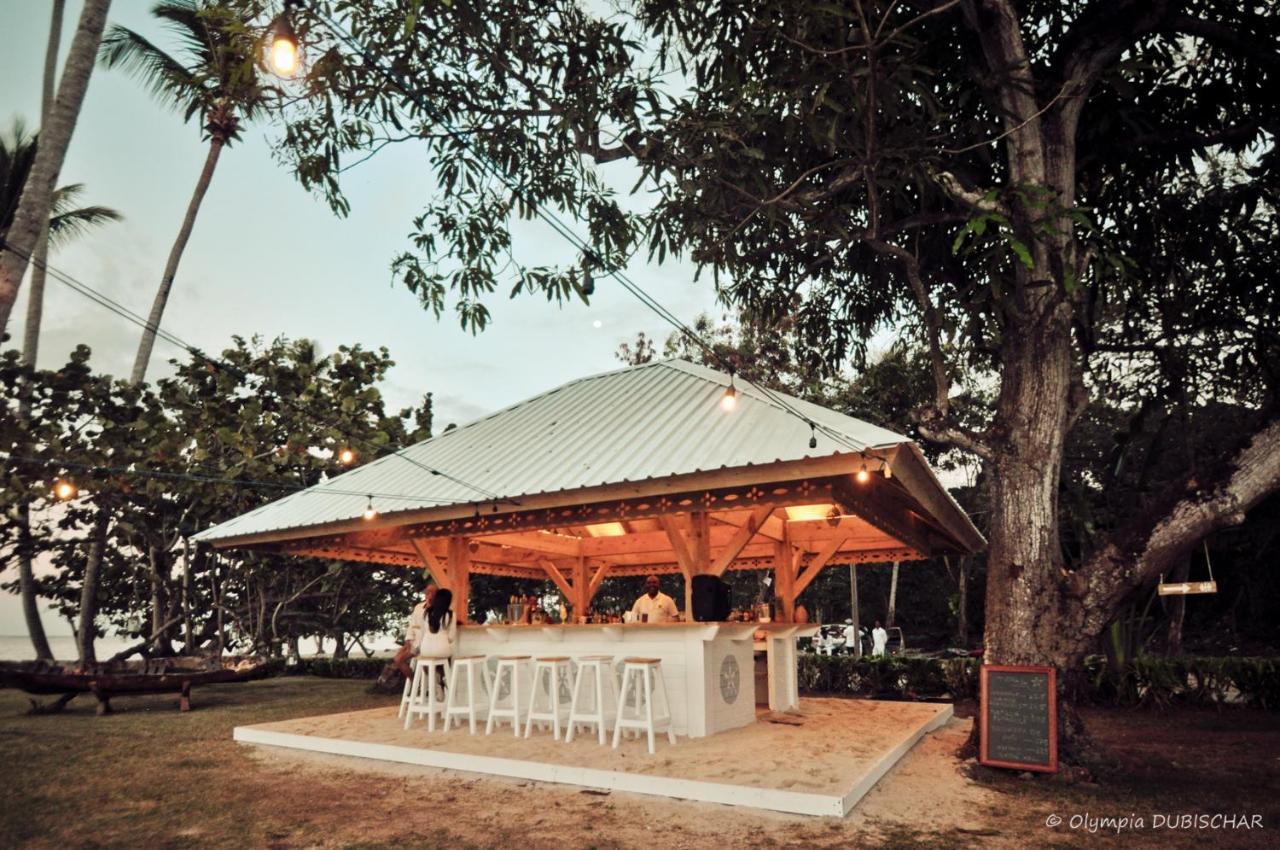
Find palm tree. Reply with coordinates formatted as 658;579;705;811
2;117;120;661
0;0;111;337
0;120;122;250
100;0;275;385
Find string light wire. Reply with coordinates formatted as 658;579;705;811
297;2;873;457
0;237;515;505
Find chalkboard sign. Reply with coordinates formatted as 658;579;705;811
980;665;1057;773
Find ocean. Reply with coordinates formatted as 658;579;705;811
0;634;401;661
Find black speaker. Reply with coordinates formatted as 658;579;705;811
691;575;732;621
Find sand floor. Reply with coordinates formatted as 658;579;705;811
241;697;950;796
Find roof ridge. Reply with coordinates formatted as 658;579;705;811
404;358;674;449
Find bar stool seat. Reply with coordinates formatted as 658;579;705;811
486;655;532;736
404;656;451;732
524;656;573;740
444;655;492;734
566;655;618;745
612;658;676;754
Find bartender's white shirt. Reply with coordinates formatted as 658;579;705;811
405;601;427;645
630;592;679;623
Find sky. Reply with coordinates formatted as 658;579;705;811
0;1;724;637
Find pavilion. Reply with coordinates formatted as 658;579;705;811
194;359;984;620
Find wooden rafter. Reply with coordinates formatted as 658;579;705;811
795;532;853;597
538;558;575;602
410;538;452;588
708;504;775;575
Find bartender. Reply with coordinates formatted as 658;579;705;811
630;574;679;623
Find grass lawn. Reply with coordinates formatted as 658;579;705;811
1;678;1276;850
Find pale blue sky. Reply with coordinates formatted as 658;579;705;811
1;0;721;638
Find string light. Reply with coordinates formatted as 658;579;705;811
266;0;300;77
809;422;818;450
856;462;870;484
362;496;378;521
53;479;78;500
338;447;356;465
720;371;738;411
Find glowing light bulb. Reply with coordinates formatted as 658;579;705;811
270;37;298;75
720;385;737;411
856;464;870;484
592;319;603;329
53;479;78;500
339;448;356;465
362;496;378;521
882;461;892;479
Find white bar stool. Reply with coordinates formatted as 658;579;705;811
524;656;572;740
612;657;677;754
403;655;451;731
397;660;415;720
486;655;532;736
444;655;492;734
566;655;618;745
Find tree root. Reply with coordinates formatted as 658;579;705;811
26;692;78;715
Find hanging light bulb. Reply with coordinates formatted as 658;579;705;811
721;372;737;411
856;462;870;484
808;422;818;449
265;0;300;77
362;496;378;521
338;447;356;466
53;479;78;501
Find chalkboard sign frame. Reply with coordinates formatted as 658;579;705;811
979;664;1058;773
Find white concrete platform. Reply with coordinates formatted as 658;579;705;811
235;697;952;817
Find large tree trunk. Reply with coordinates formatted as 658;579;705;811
13;0;69;663
0;0;110;333
885;560;899;628
76;508;111;666
129;138;224;384
980;309;1096;753
147;543;173;656
17;504;55;660
21;0;66;365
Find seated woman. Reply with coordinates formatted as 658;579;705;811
416;588;457;689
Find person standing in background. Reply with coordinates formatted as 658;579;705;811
871;620;888;658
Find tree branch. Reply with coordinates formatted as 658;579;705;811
1076;415;1280;634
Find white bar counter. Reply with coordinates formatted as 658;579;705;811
457;622;818;738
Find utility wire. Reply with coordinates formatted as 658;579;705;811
300;2;871;456
0;237;515;505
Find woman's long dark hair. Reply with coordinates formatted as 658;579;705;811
427;588;453;633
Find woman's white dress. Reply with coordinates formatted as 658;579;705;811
416;610;456;658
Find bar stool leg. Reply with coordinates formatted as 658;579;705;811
523;664;541;738
484;664;500;736
642;666;656;754
611;665;632;749
565;665;583;744
655;667;677;746
550;664;563;741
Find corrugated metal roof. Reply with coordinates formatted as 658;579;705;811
193;359;914;544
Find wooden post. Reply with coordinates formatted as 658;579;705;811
447;536;471;624
849;562;861;657
773;539;796;623
572;556;589;619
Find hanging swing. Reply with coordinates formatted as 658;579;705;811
1158;541;1218;596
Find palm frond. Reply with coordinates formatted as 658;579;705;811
48;205;124;248
99;24;206;117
